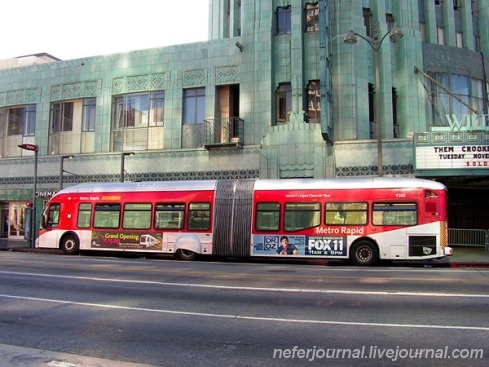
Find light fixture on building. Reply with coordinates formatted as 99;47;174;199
59;155;74;190
121;152;135;182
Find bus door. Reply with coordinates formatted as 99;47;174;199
213;179;255;257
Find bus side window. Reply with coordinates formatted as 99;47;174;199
93;204;121;229
255;203;280;231
284;203;321;232
46;203;61;227
155;203;185;229
325;202;368;225
77;203;92;228
188;203;211;230
123;203;152;229
372;202;417;226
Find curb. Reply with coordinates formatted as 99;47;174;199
1;247;63;255
449;262;489;268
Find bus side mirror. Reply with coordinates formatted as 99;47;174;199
40;215;46;228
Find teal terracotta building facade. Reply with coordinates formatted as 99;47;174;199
0;0;488;242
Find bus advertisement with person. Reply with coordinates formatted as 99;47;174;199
36;177;453;265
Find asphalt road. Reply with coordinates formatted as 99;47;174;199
0;252;488;366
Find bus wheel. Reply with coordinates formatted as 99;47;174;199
176;249;197;261
350;241;378;266
61;234;79;255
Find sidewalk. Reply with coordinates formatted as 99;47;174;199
445;246;489;268
0;343;159;367
2;240;488;267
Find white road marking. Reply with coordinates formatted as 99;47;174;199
1;270;489;298
1;293;489;332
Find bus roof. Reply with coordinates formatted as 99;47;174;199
56;177;445;195
254;177;446;191
58;180;218;194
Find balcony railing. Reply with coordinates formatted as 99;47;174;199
204;117;244;149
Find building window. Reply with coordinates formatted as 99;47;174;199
1;105;36;137
392;88;400;138
112;92;164;151
456;32;463;48
419;22;426;42
24;105;36;136
277;6;291;35
49;98;97;155
471;79;486;122
150;93;164;126
307;80;321;123
386;13;394;32
113;92;164;129
450;74;470;118
437;27;445;45
276;83;292;124
427;73;485;127
368;83;375;138
363;8;372;37
429;73;448;126
82;98;96;132
51;101;74;133
0;105;37;157
183;88;205;125
305;3;319;32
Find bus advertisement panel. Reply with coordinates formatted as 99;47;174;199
251;234;347;257
90;232;163;251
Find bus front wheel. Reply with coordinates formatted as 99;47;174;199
61;234;79;255
350;241;378;266
176;249;197;261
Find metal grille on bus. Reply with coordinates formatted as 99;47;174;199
213;179;255;257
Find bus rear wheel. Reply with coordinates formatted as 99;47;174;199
176;249;197;261
61;234;79;255
350;241;378;266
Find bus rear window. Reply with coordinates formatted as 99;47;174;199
373;202;417;226
93;204;121;229
284;202;320;232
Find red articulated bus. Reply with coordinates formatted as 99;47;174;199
37;177;453;266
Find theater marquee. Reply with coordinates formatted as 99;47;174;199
414;130;489;176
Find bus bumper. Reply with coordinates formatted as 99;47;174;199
443;246;453;256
